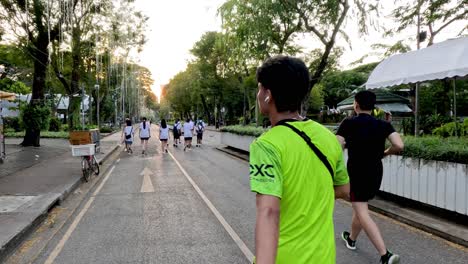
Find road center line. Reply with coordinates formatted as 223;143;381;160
168;151;254;262
44;165;115;264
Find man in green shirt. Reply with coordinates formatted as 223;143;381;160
250;56;350;264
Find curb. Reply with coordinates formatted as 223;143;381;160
0;143;121;262
215;145;468;248
368;201;468;248
0;194;60;261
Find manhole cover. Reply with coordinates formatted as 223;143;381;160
0;196;36;213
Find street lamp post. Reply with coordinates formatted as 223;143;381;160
95;84;100;129
81;84;85;129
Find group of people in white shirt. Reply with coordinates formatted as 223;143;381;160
173;118;205;151
122;117;205;155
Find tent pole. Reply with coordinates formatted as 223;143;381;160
414;0;421;136
415;84;419;136
453;79;457;137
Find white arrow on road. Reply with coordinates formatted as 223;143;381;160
140;167;155;193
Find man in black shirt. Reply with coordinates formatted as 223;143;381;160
336;90;404;264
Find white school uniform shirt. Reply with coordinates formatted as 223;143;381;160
124;126;134;141
159;127;169;140
183;122;193;137
139;121;150;138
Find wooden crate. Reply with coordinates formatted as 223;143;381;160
69;130;92;145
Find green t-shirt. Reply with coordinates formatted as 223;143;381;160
250;120;349;264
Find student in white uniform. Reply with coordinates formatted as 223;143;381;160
159;119;170;153
138;117;151;155
183;118;194;151
121;119;134;154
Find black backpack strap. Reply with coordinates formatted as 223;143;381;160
278;122;334;179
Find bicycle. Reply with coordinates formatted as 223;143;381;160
81;154;100;182
71;144;100;182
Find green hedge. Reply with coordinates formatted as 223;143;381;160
220;125;468;164
220;125;266;137
5;131;69;139
401;136;468;164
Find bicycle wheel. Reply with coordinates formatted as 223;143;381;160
81;157;91;182
92;156;100;175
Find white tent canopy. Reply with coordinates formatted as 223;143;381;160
366;37;468;89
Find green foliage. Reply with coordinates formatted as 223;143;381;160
2;117;22;132
48;117;62;132
61;124;69;131
389;0;467;46
0;79;31;94
220;125;267;137
321;68;368;107
99;127;113;133
20;103;51;132
308;84;325;113
402;114;453;135
401;136;468;164
432;119;468;137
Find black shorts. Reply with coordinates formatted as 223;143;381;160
348;161;383;202
184;137;192;141
160;139;168;142
173;131;179;138
140;137;149;141
197;133;203;140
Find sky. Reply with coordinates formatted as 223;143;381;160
134;1;466;100
135;0;225;99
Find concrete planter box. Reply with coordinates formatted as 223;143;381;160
381;155;468;216
221;132;256;152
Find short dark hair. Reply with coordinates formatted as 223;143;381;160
355;90;376;111
126;119;132;126
256;55;310;112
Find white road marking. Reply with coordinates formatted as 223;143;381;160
140;167;155;193
168;151;254;262
44;165;115;264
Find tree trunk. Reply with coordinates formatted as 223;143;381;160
68;96;82;130
67;25;83;130
200;94;212;125
21;33;49;147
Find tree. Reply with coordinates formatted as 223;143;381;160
219;0;378;116
0;0;66;146
389;0;468;47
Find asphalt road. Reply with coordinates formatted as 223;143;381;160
11;128;468;263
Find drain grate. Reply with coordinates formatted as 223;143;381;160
0;196;36;213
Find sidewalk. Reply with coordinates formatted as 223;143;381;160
0;131;122;260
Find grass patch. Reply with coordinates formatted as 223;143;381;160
5;131;69;139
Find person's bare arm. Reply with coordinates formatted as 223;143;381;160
336;135;346;150
255;194;280;264
334;183;350;200
384;132;404;156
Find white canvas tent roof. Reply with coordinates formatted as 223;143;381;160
366;37;468;89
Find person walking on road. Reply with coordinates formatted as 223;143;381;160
159;119;170;153
173;119;181;147
195;120;205;147
336;90;404;264
183;118;194;151
138;117;151;155
250;55;350;264
121;119;134;154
